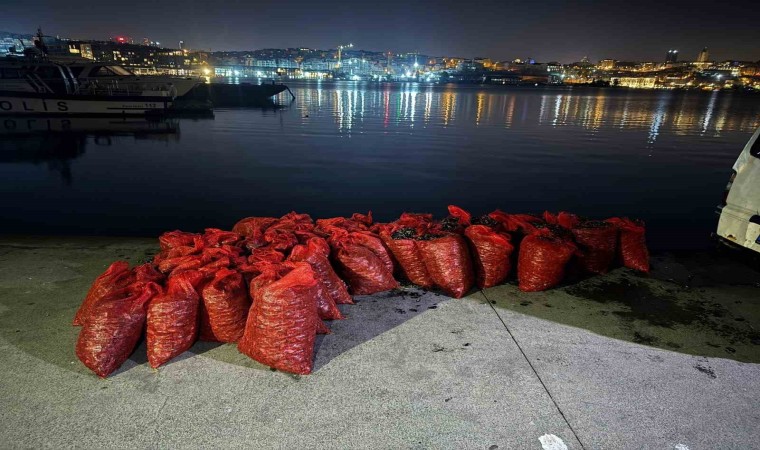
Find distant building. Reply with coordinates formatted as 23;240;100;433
179;40;184;51
598;59;616;70
612;76;657;89
666;49;678;63
697;47;709;63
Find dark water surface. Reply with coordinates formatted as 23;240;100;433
2;83;759;249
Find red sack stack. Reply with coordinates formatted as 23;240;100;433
76;281;162;378
232;217;278;249
379;226;435;288
290;239;352;308
489;211;543;235
606;217;650;272
439;205;472;234
238;262;321;374
159;230;200;251
570;220;618;274
329;230;398;295
146;270;204;368
418;234;475;298
517;229;577;291
377;212;436;288
464;225;514;288
199;268;251;343
134;263;165;283
73;261;135;326
289;244;344;319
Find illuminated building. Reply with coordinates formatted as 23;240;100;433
697;47;709;63
666;49;678;63
598;59;616;70
179;40;184;51
611;76;657;89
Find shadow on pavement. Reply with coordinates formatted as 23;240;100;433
483;250;760;363
0;238;447;376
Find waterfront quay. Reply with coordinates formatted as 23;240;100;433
1;236;758;449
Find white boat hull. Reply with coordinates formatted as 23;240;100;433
0;94;172;115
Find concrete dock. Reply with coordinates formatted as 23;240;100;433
0;236;758;449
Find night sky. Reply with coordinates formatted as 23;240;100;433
4;0;759;62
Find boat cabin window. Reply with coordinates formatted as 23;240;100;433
89;65;133;77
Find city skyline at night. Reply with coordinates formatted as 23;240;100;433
3;0;760;63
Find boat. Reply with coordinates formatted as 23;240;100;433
1;30;289;114
0;56;207;115
201;82;292;107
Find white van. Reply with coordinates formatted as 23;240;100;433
716;126;760;254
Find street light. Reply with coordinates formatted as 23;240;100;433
336;43;353;68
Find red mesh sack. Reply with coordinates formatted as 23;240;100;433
159;230;200;251
198;268;250;343
330;231;398;295
543;211;581;230
203;228;242;247
517;231;577;291
153;236;204;265
349;231;395;275
134;263;164;283
397;212;434;228
304;236;331;258
232;217;278;248
351;211;373;226
464;225;514;288
249;246;286;264
379;228;434;288
293;238;351;304
263;229;299;252
571;221;618;274
279;211;314;225
438;205;472;234
146;270;204;368
606;217;650;272
315;217;368;234
488;211;543;234
417;234;475;298
76;281;162;378
73;261;135;326
290;243;348;316
158;254;204;275
294;230;322;244
238;263;321;374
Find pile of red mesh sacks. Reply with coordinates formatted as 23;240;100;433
74;207;649;377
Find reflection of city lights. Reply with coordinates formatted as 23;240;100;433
405;71;412;77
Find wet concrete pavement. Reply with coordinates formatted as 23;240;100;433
0;236;758;449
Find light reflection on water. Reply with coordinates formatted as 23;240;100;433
1;83;759;249
297;83;759;144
